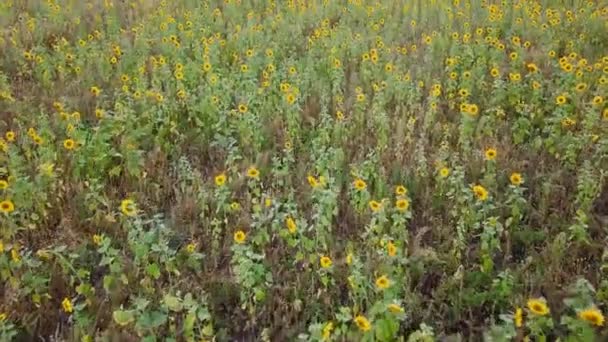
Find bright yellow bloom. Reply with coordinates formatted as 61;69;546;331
90;86;101;97
439;167;450;178
510;172;523;186
592;96;604;105
387;241;397;257
578;307;604;326
234;230;246;244
395;185;407;196
92;234;102;246
62;297;73;313
120;199;137;216
322;321;333;341
527;298;550;316
388;303;404;313
286;217;297;234
5;131;15;142
307;175;319;188
0;200;15;213
473;185;488;201
369;200;382;212
556;94;567;105
395;198;410;211
375;275;391;290
354;315;371;332
514;307;523;328
215;173;227;186
246;166;260;179
485;148;497;161
320;255;332;268
63;139;76;150
0;180;8;190
353;179;367;191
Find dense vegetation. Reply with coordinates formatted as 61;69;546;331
1;0;608;341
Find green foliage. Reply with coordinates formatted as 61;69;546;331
0;0;608;340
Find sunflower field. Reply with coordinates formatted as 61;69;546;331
1;0;608;341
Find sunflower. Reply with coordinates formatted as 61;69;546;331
33;135;43;145
0;200;15;213
510;172;523;186
353;315;371;332
514;307;523;328
395;198;410;211
285;93;296;104
387;241;397;257
592;96;603;105
185;243;196;253
214;173;226;186
526;63;538;73
120;199;137;216
320;256;332;268
230;202;241;211
90;86;101;97
473;185;488;201
0;180;7;190
233;230;246;244
63;139;76;150
439;167;450;178
238;104;248;113
307;175;319;188
395;185;407;196
484;148;497;161
578;307;604;326
62;297;73;313
353;179;367;191
388;303;404;313
526;298;550;316
368;200;382;212
575;83;587;92
5;131;15;142
336;110;344;121
92;234;103;246
345;252;353;265
286;217;297;234
322;322;333;340
467;104;479;115
246;166;260;179
555;94;567;105
375;275;391;290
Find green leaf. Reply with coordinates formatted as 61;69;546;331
113;310;135;326
146;263;161;280
137;310;167;330
163;294;183;312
